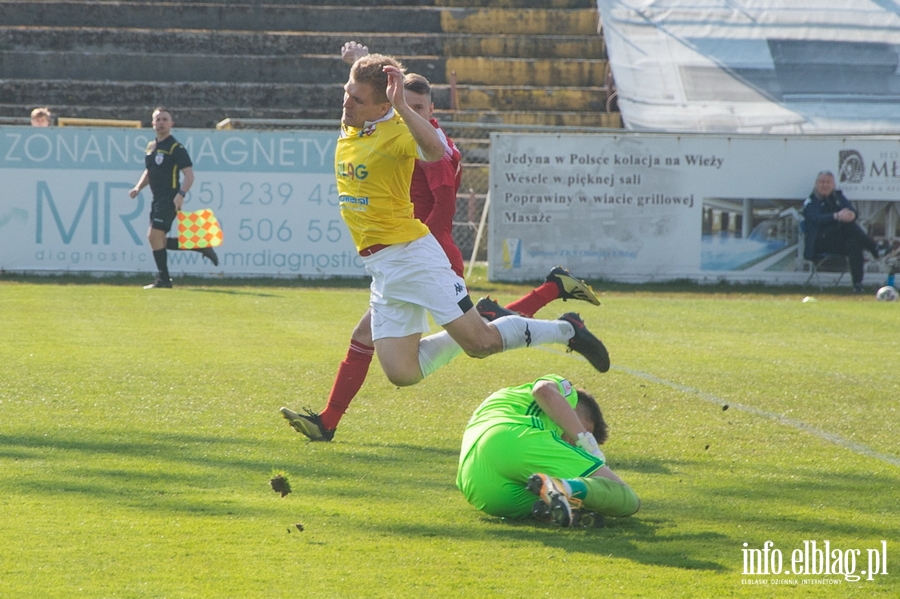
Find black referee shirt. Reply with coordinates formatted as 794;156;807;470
144;135;192;199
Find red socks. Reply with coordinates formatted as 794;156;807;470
319;339;374;431
503;282;560;318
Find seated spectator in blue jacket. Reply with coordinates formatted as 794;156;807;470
802;170;887;292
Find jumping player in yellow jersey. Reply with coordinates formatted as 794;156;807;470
323;54;610;393
281;47;603;442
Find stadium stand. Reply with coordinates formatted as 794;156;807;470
0;0;619;129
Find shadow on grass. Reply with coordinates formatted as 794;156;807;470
0;432;460;515
0;271;858;297
0;431;293;517
610;456;675;475
358;517;728;572
4;430;892;575
0;272;370;289
183;288;282;298
351;441;459;459
316;448;898;574
351;457;897;573
704;468;900;539
461;271;860;297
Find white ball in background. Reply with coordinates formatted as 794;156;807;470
875;286;899;302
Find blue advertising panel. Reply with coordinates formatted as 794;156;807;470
0;126;365;277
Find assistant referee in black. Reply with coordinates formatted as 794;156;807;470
129;107;216;289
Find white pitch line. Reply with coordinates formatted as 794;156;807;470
616;365;900;468
540;345;900;466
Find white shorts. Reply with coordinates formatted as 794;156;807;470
363;234;472;341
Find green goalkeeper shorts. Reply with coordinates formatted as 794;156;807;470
457;422;603;518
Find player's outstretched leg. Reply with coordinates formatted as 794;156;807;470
280;407;334;442
545;266;600;305
558;312;610;373
527;473;581;527
166;237;219;266
198;247;219;266
502;266;601;318
475;296;516;322
474;303;611;373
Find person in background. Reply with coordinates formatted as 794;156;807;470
457;374;640;527
129;107;217;289
30;107;52;127
802;170;889;293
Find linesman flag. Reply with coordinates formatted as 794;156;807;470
177;209;224;249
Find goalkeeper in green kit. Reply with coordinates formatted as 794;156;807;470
457;375;640;527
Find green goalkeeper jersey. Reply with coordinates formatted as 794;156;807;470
459;374;576;461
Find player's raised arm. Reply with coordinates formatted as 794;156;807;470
532;379;591;444
383;65;446;162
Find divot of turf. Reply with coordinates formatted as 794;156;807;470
269;472;292;498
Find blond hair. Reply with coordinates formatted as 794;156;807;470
350;54;405;104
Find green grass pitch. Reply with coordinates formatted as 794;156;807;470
0;273;898;598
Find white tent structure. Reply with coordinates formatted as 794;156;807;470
596;0;900;133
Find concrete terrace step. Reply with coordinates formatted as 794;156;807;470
436;0;594;7
0;80;346;111
0;27;443;57
6;79;613;115
0;51;444;84
0;3;597;36
0;0;595;6
0;2;444;32
447;57;608;87
443;34;604;59
440;8;598;35
2;103;620;131
455;85;610;112
435;109;622;128
0;27;604;60
0;102;339;129
2;104;621;131
115;0;596;6
158;0;437;5
1;50;605;88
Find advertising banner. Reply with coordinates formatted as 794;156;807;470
0;126;365;277
489;132;900;284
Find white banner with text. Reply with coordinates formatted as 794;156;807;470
0;126;365;277
489;132;900;284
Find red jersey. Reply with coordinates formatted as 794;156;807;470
410;119;465;277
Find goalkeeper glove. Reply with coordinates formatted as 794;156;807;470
576;432;605;461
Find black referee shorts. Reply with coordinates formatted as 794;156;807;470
149;195;178;232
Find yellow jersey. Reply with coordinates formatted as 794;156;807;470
335;111;430;251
